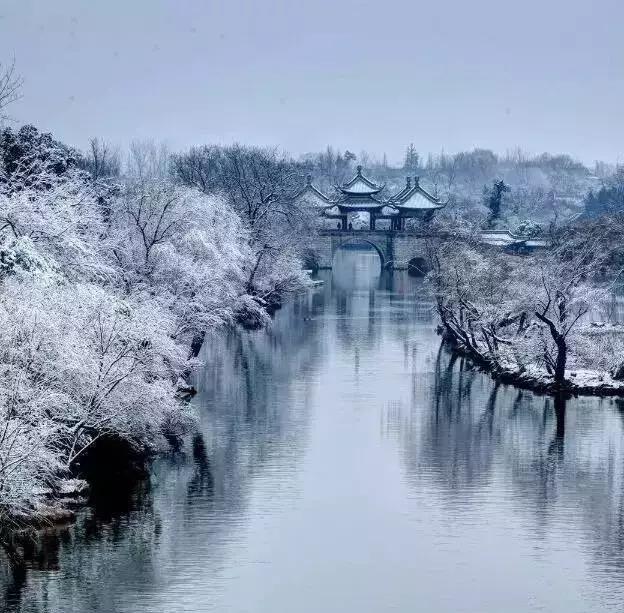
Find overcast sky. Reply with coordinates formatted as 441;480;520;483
1;0;622;164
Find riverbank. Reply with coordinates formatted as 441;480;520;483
0;285;305;536
438;326;624;397
0;125;319;534
0;433;159;536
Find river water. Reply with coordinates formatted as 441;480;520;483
3;248;624;612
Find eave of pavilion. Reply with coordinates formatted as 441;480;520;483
334;190;386;211
334;203;386;212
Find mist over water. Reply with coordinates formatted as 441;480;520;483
3;248;624;612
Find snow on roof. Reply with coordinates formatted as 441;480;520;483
340;165;383;194
336;198;386;209
480;230;515;245
294;172;447;216
480;230;550;248
340;176;383;194
388;177;443;210
393;192;442;211
395;190;443;210
390;177;412;202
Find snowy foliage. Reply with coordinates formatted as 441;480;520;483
514;219;543;237
109;179;250;339
429;233;614;390
0;129;295;524
172;144;312;303
0;125;83;191
0;180;109;283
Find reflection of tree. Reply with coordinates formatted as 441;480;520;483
400;347;624;579
6;262;624;609
186;434;214;501
548;394;566;462
409;347;496;496
0;289;325;612
1;478;160;612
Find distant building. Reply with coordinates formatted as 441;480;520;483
480;229;549;252
293;166;446;230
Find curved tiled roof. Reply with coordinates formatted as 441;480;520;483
292;175;333;203
295;171;446;213
389;177;412;202
388;177;444;210
339;165;384;195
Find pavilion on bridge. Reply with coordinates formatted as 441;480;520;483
293;165;446;230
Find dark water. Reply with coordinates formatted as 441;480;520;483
4;249;624;612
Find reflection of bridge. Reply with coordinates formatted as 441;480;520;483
313;229;429;271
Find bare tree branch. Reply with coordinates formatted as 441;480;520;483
0;59;23;120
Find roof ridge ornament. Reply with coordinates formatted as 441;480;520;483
414;176;420;187
356;165;362;175
406;177;411;188
306;174;312;185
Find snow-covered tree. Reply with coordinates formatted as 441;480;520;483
428;226;608;389
403;143;419;171
109;178;250;339
171;144;311;310
0;59;21;121
0;126;264;523
0;125;82;192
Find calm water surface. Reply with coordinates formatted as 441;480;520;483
3;248;624;612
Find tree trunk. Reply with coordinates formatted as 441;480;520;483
554;337;567;384
535;311;567;386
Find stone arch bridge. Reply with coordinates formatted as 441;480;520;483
310;229;429;271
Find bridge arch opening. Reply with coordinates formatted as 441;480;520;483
332;238;385;288
334;238;386;269
407;256;429;277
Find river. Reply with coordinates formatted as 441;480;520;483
3;247;624;612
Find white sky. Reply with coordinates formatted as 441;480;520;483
1;0;622;164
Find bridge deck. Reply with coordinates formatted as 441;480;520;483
318;229;428;237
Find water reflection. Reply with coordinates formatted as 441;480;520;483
2;249;624;612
